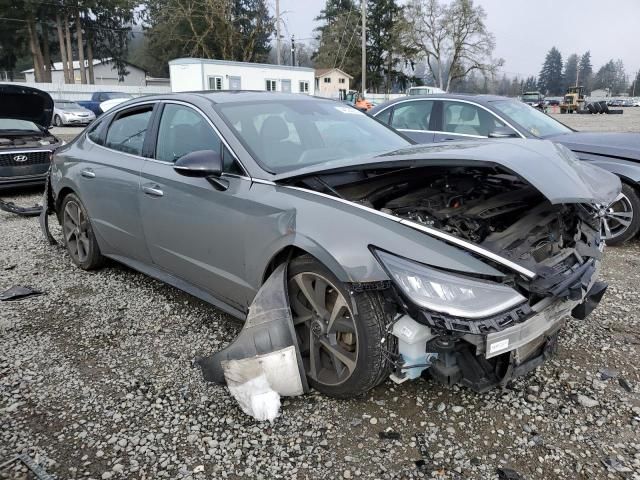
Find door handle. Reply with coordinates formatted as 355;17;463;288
142;184;164;197
80;168;95;178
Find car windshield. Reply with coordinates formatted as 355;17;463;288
0;118;41;132
216;99;411;173
56;101;82;109
491;99;572;137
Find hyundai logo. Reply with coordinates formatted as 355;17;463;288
13;155;28;163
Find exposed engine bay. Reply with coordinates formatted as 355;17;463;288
0;132;57;150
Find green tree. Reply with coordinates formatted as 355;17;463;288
538;47;563;95
629;70;640;97
562;53;578;91
594;59;627;95
578;51;593;92
142;0;274;77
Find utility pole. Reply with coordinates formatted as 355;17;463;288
276;0;281;65
291;35;296;67
361;0;366;95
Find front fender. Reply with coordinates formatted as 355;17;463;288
578;153;640;185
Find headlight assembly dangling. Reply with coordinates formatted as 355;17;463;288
375;250;526;319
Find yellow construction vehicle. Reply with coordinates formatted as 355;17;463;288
560;86;585;114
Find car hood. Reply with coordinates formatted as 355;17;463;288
548;131;640;162
0;84;54;127
273;139;621;205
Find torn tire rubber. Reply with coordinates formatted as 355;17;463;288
60;193;105;270
288;254;390;398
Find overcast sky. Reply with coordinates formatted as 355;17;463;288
278;0;640;79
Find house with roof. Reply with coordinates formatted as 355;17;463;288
315;68;353;99
23;58;153;86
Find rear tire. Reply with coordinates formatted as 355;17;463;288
602;183;640;246
288;255;390;398
61;193;105;270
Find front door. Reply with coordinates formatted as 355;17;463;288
433;101;508;142
138;102;254;310
281;79;292;93
78;105;155;263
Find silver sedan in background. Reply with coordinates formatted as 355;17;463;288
52;100;96;127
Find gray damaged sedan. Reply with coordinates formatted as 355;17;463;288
45;92;618;398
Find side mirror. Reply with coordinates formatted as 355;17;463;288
174;150;227;190
488;127;518;138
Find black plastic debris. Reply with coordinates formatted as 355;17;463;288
0;199;42;217
378;430;401;441
0;454;54;480
497;467;524;480
0;286;43;301
599;368;619;381
2;264;16;271
619;378;633;392
414;432;431;471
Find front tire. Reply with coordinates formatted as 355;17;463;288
602;183;640;246
288;255;390;398
61;193;104;270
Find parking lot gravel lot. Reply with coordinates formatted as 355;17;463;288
2;110;640;479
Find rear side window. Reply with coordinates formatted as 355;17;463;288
105;107;153;156
391;100;434;130
375;108;392;125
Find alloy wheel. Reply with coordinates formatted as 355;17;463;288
600;192;634;241
288;272;358;386
63;201;91;264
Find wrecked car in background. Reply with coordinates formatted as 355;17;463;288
0;84;61;190
43;92;618;398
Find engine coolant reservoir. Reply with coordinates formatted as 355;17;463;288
392;316;437;380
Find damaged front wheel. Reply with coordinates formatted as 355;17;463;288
288;255;389;398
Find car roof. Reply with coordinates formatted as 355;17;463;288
369;93;510;112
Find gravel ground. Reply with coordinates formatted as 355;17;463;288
1;111;640;480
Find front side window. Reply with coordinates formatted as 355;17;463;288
104;107;153;156
266;80;277;92
216;99;411;174
491;99;571;137
390;100;434;131
208;76;223;90
155;104;221;163
442;101;505;137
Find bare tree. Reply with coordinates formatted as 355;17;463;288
56;13;71;83
404;0;502;91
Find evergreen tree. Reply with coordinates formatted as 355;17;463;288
537;47;563;95
629;70;640;97
366;0;405;93
562;53;579;91
594;59;627;95
578;51;593;92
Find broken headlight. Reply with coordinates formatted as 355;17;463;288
376;250;526;319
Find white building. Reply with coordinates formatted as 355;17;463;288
169;58;315;95
23;58;151;86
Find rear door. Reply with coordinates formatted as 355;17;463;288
138;101;254;311
281;79;292;93
78;104;155;263
376;100;437;144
